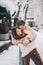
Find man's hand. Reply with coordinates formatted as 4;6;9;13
22;37;30;46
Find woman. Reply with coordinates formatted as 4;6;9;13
11;20;43;65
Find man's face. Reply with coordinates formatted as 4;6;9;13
19;25;25;30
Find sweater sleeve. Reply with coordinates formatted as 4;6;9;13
24;25;37;41
11;34;22;45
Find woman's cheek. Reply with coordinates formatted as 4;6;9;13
18;31;21;35
16;29;22;35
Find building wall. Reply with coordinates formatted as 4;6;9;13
27;0;43;26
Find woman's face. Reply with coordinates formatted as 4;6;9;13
16;28;22;35
16;24;25;36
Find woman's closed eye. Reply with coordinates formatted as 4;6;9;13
16;28;22;35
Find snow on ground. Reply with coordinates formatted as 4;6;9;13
0;45;19;65
35;29;43;61
0;29;43;65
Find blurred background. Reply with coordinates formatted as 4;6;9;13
0;0;43;30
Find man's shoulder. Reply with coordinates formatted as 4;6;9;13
25;25;32;30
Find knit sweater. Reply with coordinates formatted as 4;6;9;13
11;26;37;57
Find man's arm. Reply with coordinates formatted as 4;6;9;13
25;25;37;41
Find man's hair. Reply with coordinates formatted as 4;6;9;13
16;20;25;27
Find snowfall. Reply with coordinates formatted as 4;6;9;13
0;29;43;65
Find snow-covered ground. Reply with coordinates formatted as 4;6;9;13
35;29;43;61
0;29;43;65
0;45;19;65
